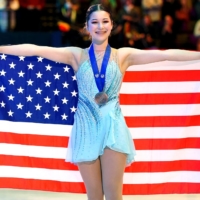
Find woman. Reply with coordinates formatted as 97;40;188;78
1;4;200;200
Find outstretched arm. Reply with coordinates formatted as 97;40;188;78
0;44;82;71
118;47;200;72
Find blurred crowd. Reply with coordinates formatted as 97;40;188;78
1;0;200;50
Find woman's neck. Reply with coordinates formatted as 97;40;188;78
92;40;108;51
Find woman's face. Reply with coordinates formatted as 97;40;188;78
87;10;113;43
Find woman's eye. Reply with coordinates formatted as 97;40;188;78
91;21;109;24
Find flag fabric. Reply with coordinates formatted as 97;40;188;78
0;54;200;195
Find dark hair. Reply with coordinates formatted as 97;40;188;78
86;4;113;24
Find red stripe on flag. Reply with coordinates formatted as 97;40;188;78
126;160;200;172
0;132;69;147
134;138;200;150
0;155;78;170
1;132;200;150
0;178;200;194
125;116;200;127
123;70;200;82
0;178;86;193
123;182;200;194
120;93;200;105
1;155;200;172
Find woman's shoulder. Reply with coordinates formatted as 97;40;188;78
66;46;83;57
74;47;92;71
112;47;128;56
112;47;135;73
112;47;127;64
68;46;85;62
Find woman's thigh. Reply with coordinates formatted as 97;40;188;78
77;159;104;200
100;148;127;200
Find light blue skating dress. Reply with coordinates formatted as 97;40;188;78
66;48;136;166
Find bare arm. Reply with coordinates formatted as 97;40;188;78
118;47;200;72
0;44;82;71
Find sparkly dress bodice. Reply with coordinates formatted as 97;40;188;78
66;48;136;166
76;48;122;124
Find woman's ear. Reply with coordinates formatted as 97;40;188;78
111;20;114;30
85;22;89;31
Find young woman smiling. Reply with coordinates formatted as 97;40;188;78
1;4;200;200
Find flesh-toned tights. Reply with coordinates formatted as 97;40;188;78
77;148;127;200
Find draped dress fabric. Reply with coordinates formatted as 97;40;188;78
66;48;136;166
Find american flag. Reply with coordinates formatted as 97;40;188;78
0;54;200;195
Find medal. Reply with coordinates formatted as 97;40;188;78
89;43;111;106
95;92;108;106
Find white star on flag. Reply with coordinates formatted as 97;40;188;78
45;64;52;71
35;104;42;110
44;112;50;119
27;63;34;70
8;110;14;116
17;103;24;109
8;94;15;101
70;106;76;113
53;89;60;96
26;95;33;102
63;82;69;88
71;90;78;97
9;62;16;68
0;85;6;92
36;71;43;78
36;88;42;94
61;113;68;120
18;71;25;77
44;96;51;103
72;75;76;80
0;101;5;107
61;97;68;104
64;66;70;72
54;73;61;80
53;105;59;111
0;54;7;60
19;56;25;61
8;78;15;85
25;111;32;118
37;57;44;62
17;87;24;93
0;70;6;76
44;80;51;87
27;79;34;86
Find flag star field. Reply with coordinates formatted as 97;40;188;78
0;54;78;124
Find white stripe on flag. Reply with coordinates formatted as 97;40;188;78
127;60;200;71
121;104;200;116
1;143;200;161
0;166;200;184
1;120;200;139
0;120;72;136
120;82;200;94
123;171;200;184
130;126;200;139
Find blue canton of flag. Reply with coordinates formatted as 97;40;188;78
0;54;78;125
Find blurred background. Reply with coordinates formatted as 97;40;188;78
1;0;200;50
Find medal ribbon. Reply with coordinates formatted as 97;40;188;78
89;43;111;92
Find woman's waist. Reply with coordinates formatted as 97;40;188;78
78;94;119;105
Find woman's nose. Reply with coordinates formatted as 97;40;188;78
98;22;103;29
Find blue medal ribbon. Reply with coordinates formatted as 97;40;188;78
89;43;111;92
